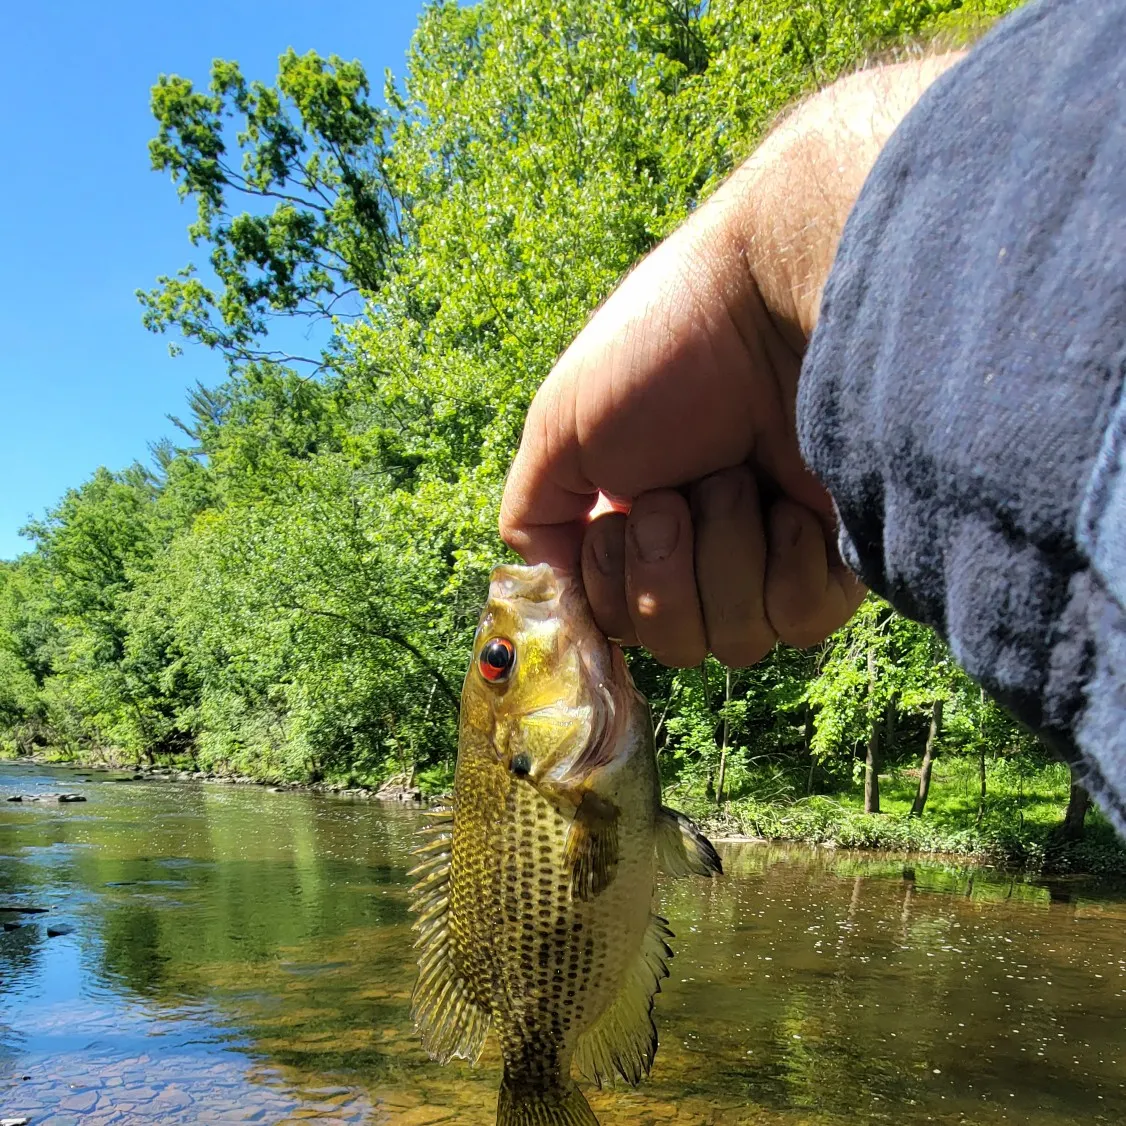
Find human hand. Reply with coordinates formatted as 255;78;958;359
500;55;962;667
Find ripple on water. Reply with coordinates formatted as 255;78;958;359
1;763;1125;1125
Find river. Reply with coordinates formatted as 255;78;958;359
0;760;1123;1125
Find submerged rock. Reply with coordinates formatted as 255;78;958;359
46;923;76;938
8;792;88;803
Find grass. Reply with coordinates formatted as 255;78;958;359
688;757;1126;876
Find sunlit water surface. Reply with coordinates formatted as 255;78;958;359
0;761;1124;1125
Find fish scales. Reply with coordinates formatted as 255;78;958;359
412;563;723;1126
454;720;656;1079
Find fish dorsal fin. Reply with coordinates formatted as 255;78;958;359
409;810;490;1064
655;805;724;878
573;914;674;1088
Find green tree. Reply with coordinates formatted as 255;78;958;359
140;50;401;370
0;0;1034;807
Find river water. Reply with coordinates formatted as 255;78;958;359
0;761;1123;1126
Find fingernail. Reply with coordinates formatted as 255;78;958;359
699;472;743;518
587;522;621;576
774;508;803;550
632;511;679;563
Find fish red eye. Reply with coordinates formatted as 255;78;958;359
479;637;515;683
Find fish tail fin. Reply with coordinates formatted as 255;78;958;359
496;1074;598;1126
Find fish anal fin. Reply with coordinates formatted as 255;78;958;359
656;805;723;878
409;818;491;1064
564;791;620;901
574;914;674;1088
497;1075;598;1126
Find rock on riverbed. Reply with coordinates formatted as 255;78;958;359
374;772;424;803
5;792;87;803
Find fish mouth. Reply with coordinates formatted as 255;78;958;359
488;562;560;606
487;563;617;686
488;564;637;782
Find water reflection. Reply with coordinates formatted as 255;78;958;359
101;903;169;996
1;761;1124;1125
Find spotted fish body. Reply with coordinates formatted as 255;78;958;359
410;564;722;1126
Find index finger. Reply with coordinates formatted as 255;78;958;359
500;219;785;567
499;369;596;570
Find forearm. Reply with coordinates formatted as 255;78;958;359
692;52;966;352
585;53;967;523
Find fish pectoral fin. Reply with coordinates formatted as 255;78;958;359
497;1074;598;1126
574;914;674;1088
409;814;491;1064
655;805;723;878
563;791;620;901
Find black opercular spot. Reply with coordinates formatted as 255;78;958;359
512;752;531;777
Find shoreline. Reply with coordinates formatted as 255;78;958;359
6;753;1125;878
4;753;427;805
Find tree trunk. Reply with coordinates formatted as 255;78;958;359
977;744;987;825
864;727;881;813
864;648;880;814
1056;769;1091;842
976;688;987;824
910;698;943;817
715;667;731;806
805;706;817;795
700;661;716;801
652;682;677;755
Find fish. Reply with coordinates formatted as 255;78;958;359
410;562;722;1125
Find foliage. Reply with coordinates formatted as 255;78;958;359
140;50;400;370
700;759;1126;875
1;0;1046;833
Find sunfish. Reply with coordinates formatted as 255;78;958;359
411;563;721;1125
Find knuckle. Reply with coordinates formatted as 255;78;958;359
773;601;842;649
710;629;775;669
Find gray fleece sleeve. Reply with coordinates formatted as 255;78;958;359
797;0;1126;832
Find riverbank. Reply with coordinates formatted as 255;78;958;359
3;750;426;804
10;749;1126;876
697;797;1126;877
682;755;1126;877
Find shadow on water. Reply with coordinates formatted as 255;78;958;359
1;761;1124;1125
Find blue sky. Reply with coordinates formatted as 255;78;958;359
0;0;427;560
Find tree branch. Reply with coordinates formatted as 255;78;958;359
278;600;461;714
213;160;331;213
